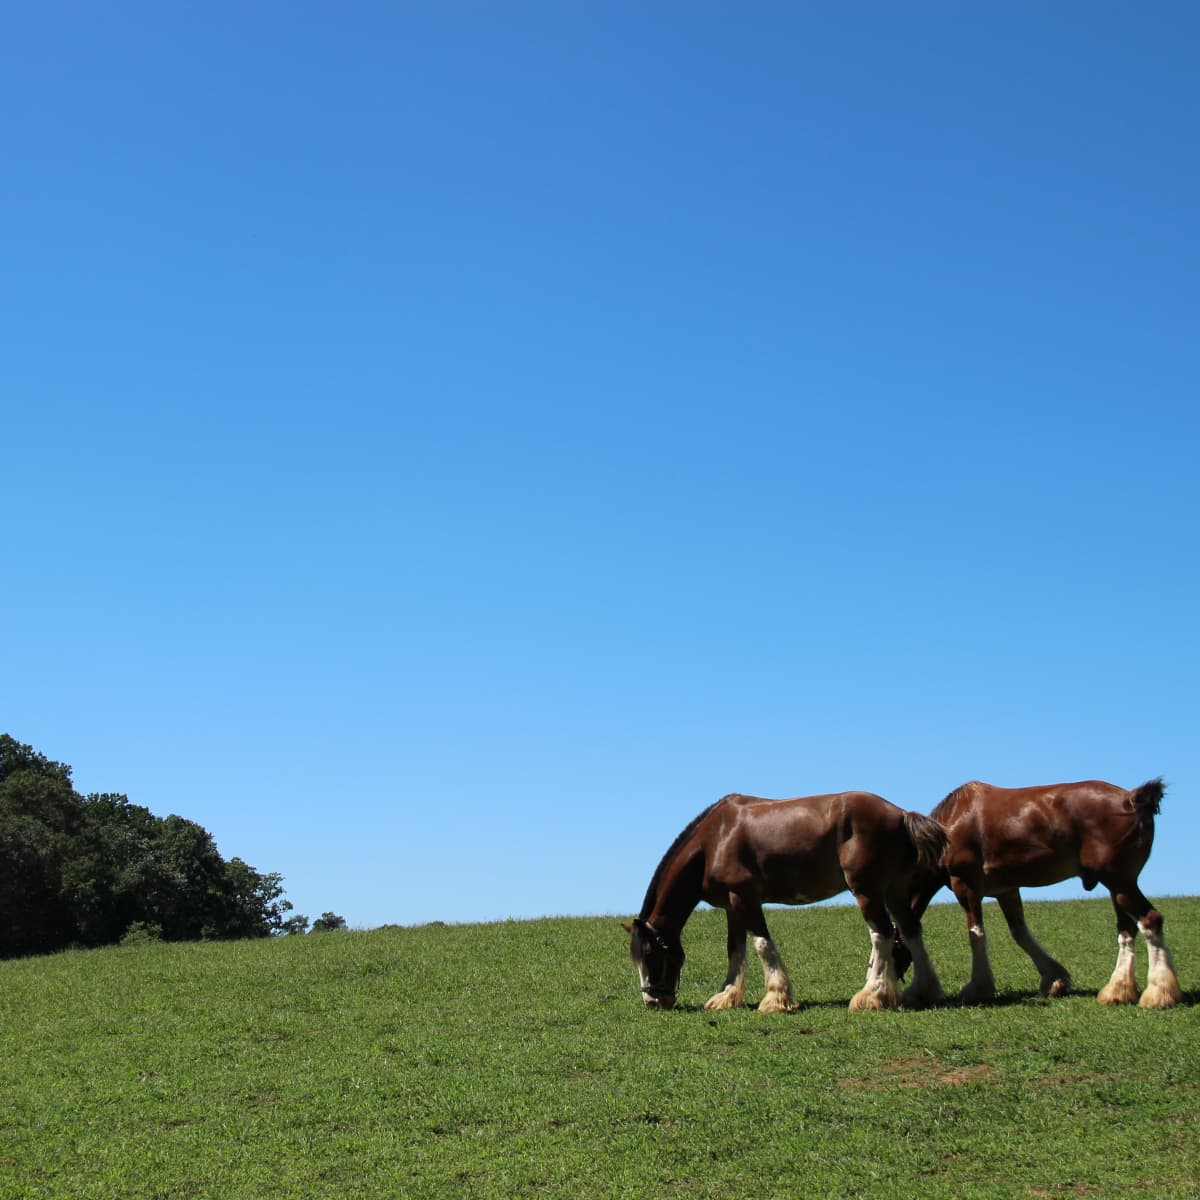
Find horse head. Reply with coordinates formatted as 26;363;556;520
623;918;685;1009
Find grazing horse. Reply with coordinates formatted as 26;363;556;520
897;778;1181;1008
625;791;948;1013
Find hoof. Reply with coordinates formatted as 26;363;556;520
757;992;800;1014
1041;975;1072;998
849;984;898;1012
1097;978;1139;1006
1139;980;1182;1009
956;981;996;1005
704;989;744;1011
901;983;944;1009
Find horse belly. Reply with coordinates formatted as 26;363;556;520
761;859;847;906
970;792;1087;893
981;851;1076;893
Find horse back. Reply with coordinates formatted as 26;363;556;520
935;779;1161;891
702;791;913;905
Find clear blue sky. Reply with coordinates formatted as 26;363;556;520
4;3;1197;930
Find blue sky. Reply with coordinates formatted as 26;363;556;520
4;3;1197;930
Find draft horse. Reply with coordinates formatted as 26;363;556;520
898;778;1181;1008
625;791;948;1013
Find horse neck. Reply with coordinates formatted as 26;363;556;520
643;843;704;936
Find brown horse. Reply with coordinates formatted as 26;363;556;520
625;791;948;1013
898;778;1181;1008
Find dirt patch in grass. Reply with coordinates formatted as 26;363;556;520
1036;1071;1100;1087
839;1055;996;1091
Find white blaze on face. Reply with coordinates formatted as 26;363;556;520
634;957;654;996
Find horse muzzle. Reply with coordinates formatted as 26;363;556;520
641;987;676;1010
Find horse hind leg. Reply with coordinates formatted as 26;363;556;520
1102;886;1181;1008
996;890;1071;997
848;891;900;1012
1139;909;1183;1009
1097;893;1139;1006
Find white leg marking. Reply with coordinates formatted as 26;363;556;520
959;924;996;1001
849;930;899;1012
752;935;798;1013
1138;919;1182;1009
1098;931;1138;1005
900;931;943;1007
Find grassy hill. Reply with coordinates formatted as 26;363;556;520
2;897;1197;1198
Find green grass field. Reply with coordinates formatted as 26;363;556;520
1;897;1197;1199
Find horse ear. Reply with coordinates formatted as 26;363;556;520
621;922;634;934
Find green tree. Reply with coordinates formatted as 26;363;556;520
311;912;348;933
78;792;164;944
0;736;89;955
221;859;299;938
1;734;313;957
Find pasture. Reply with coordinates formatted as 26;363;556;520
1;898;1197;1198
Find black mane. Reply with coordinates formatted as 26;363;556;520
639;797;725;920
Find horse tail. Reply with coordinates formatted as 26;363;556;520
1130;778;1166;831
903;809;949;875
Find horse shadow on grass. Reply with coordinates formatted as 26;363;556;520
664;987;1197;1014
924;986;1198;1009
669;996;896;1015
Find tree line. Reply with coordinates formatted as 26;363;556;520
0;734;341;958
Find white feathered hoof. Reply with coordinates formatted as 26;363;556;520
1138;977;1182;1009
849;980;899;1012
1097;977;1139;1006
704;988;744;1011
757;990;800;1014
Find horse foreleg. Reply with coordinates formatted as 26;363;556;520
1097;892;1139;1006
731;899;799;1013
952;877;996;1003
891;892;944;1008
996;890;1071;997
752;934;800;1013
848;893;900;1012
704;914;748;1011
892;873;943;982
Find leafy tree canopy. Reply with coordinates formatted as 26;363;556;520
0;734;311;958
311;912;348;933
